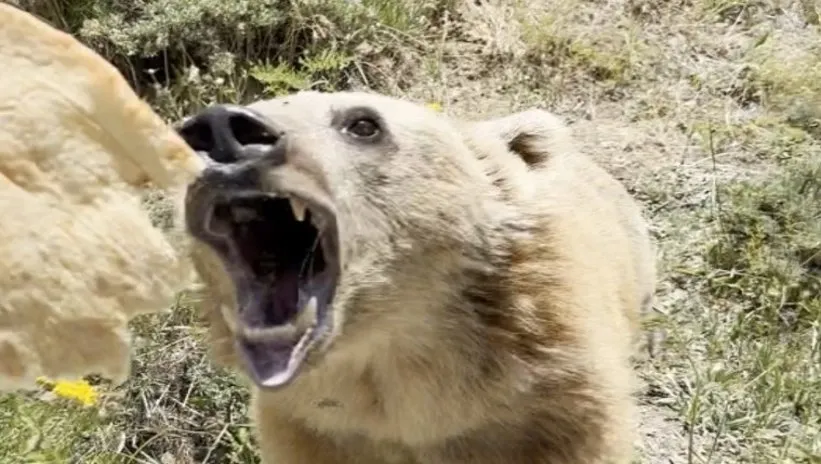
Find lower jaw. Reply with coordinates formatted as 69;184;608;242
220;258;339;388
235;303;334;390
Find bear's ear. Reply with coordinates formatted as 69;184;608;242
470;109;576;170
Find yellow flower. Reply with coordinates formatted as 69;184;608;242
426;102;444;113
38;377;99;407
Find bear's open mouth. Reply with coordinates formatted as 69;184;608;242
204;191;340;388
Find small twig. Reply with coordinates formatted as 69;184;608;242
201;423;230;464
707;123;724;234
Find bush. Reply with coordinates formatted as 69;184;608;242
14;0;456;120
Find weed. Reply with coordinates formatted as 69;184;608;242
680;157;821;460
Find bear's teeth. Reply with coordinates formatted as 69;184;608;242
289;197;307;222
295;296;318;330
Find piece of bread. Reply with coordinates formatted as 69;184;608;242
0;4;204;391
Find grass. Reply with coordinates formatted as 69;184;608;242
677;159;821;461
0;393;109;462
2;0;821;462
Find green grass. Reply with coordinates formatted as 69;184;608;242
0;393;111;463
684;158;821;461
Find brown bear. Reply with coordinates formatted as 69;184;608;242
177;91;656;464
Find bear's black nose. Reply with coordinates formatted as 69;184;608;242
177;104;281;164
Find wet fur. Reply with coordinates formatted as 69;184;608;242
184;92;656;463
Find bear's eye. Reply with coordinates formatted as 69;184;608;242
346;118;380;139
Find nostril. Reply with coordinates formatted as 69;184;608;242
229;113;279;146
177;105;281;165
178;118;214;153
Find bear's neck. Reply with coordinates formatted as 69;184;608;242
363;223;528;387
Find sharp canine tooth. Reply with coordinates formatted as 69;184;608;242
290;197;307;222
295;296;318;330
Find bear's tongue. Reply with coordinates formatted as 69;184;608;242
236;272;314;388
240;272;301;326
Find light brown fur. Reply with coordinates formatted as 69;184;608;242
184;91;656;463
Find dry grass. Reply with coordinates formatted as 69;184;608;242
1;0;820;462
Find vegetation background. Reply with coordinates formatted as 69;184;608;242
0;0;819;462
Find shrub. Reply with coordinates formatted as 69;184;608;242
14;0;456;120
